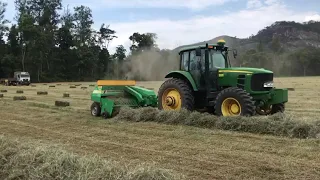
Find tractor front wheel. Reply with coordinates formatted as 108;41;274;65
256;103;285;115
158;78;194;111
214;87;255;116
90;102;101;117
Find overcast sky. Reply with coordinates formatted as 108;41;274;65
2;0;320;53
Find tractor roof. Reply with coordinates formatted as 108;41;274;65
178;39;228;54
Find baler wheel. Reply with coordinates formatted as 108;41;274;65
214;87;255;116
91;102;101;116
158;78;194;111
270;103;285;114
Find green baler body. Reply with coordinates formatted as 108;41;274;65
91;85;157;117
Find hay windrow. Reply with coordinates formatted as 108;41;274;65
81;87;87;89
0;94;3;98
0;135;180;180
49;85;55;88
63;93;70;98
70;86;76;88
31;85;36;87
0;90;7;92
116;107;320;139
16;90;23;94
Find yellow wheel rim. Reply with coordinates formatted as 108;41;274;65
221;98;241;116
161;88;182;110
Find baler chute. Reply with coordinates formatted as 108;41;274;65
90;80;157;118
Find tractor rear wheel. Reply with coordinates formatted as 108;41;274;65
158;78;194;111
90;102;101;116
214;87;255;116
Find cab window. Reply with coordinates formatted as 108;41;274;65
180;51;189;71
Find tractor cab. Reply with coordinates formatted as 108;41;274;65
178;40;234;92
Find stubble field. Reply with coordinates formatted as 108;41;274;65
0;77;320;180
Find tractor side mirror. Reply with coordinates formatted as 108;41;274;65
196;48;201;56
233;49;238;58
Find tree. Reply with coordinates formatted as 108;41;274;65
98;23;117;49
129;32;157;53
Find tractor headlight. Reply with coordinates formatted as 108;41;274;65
263;81;274;88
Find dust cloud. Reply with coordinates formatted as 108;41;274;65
123;48;179;81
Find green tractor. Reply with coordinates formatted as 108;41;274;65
157;40;288;116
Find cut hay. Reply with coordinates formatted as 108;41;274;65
89;84;95;87
70;86;76;88
43;84;47;85
31;85;36;87
63;93;70;98
0;135;179;180
49;85;56;88
56;83;61;85
115;107;320;139
16;90;23;94
13;96;26;101
75;84;81;86
0;90;7;92
147;88;154;90
55;101;70;107
37;91;48;95
0;94;3;98
288;88;295;91
81;87;87;89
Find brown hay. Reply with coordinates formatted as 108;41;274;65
75;84;81;86
13;96;26;101
56;84;61;85
288;88;295;91
63;93;70;98
31;85;36;87
0;135;180;180
70;86;76;88
55;101;70;107
0;94;3;98
37;91;48;95
0;90;7;92
16;90;23;94
49;85;55;88
89;84;95;87
81;87;87;90
115;107;320;139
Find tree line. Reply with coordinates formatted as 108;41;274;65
0;0;162;82
0;0;319;83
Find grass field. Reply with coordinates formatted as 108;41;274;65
0;77;320;179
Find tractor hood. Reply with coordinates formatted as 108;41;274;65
218;67;273;74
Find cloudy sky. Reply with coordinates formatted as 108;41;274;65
2;0;320;53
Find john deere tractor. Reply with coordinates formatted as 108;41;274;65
157;40;288;116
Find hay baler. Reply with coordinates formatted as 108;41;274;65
90;80;157;118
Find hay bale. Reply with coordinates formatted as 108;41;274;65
0;94;3;98
0;90;7;92
55;101;70;107
288;88;295;91
89;84;95;87
31;85;36;87
16;90;23;94
56;84;61;86
81;87;87;90
13;96;26;101
37;91;48;95
43;84;47;85
63;93;70;98
70;86;76;88
49;85;55;88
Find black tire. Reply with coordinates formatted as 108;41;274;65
158;78;194;111
90;102;101;116
214;87;255;116
270;103;285;114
